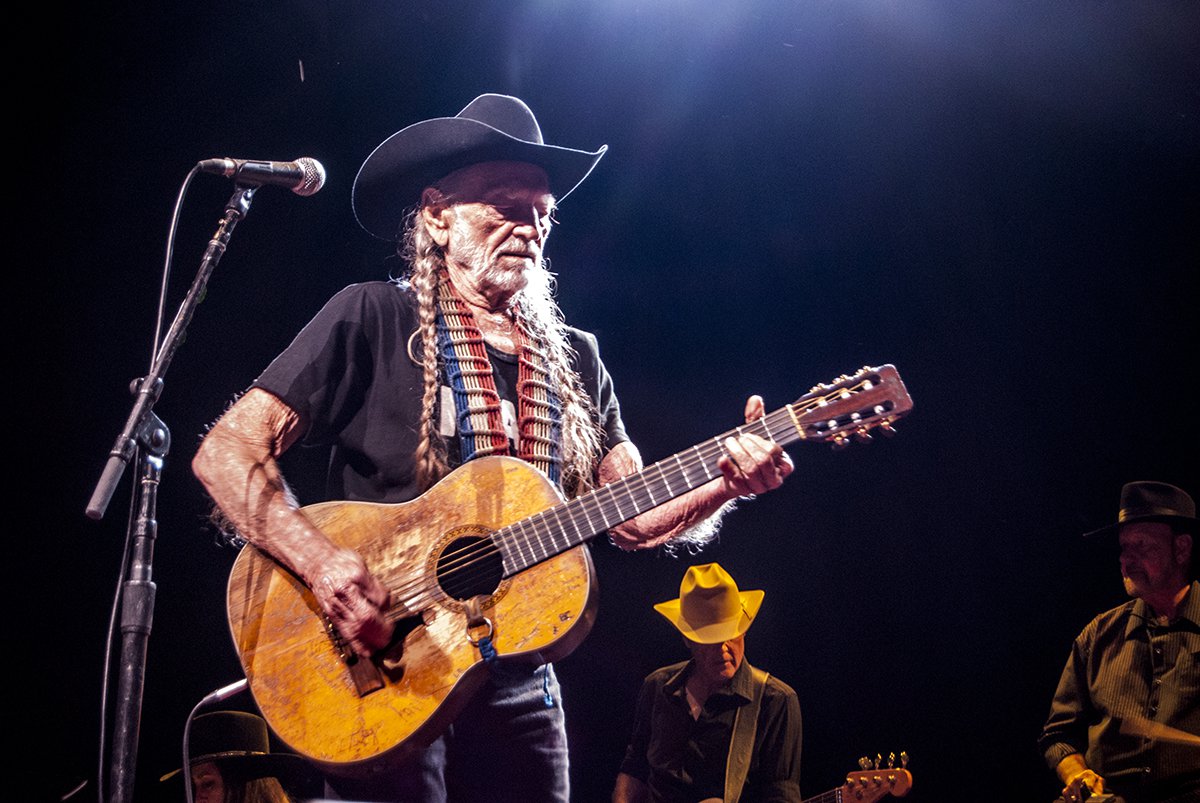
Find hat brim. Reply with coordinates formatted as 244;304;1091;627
352;116;607;241
160;753;321;795
653;589;764;644
1082;513;1199;538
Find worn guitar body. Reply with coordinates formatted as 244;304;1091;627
226;456;596;775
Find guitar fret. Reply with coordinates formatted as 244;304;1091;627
545;506;571;555
609;478;643;521
642;469;659;506
564;500;590;545
577;492;607;537
523;519;544;564
515;520;535;567
495;524;518;574
593;485;618;530
537;518;555;562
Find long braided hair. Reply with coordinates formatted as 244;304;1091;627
396;206;605;499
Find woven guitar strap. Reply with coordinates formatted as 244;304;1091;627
435;272;563;486
724;664;769;803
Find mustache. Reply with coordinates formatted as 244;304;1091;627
498;239;538;257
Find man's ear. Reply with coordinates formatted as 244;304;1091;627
420;187;451;248
1173;532;1192;568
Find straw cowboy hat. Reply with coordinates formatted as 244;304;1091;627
1083;481;1198;538
352;92;608;241
654;563;765;644
159;711;320;793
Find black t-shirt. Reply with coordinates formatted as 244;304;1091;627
251;280;628;504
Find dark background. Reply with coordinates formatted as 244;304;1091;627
38;2;1197;801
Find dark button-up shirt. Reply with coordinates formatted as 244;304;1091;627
1039;581;1200;803
619;658;802;802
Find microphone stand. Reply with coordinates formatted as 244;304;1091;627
86;184;257;803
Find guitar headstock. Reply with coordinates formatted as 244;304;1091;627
789;364;913;449
841;752;912;801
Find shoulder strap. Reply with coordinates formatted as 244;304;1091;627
724;665;769;803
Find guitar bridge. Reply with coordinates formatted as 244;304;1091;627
346;655;385;696
322;614;386;696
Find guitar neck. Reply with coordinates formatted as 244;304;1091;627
494;364;910;576
496;412;787;576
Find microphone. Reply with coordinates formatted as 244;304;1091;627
198;156;326;196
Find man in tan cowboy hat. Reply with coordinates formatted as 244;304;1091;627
192;94;794;802
158;710;321;802
613;562;802;802
1039;481;1200;803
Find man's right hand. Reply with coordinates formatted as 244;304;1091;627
1062;769;1105;802
1054;753;1105;803
309;546;393;657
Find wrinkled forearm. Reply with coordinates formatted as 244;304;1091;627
191;388;336;584
601;441;738;550
609;479;738;549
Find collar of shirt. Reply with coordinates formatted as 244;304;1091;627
1125;580;1200;638
662;658;758;705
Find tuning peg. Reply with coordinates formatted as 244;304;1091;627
878;420;897;438
830;434;850;451
888;752;896;768
875;753;882;770
899;751;909;768
858;756;871;770
854;427;873;444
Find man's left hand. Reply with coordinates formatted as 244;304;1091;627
717;395;794;497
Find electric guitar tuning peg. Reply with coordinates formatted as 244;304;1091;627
887;751;896;768
858;756;871;770
899;751;909;768
875;753;882;770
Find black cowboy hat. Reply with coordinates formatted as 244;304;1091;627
1083;480;1198;538
351;93;608;241
159;711;321;795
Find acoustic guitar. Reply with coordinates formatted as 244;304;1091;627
225;365;913;774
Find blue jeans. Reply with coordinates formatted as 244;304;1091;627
323;662;569;802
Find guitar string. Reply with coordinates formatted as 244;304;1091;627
375;379;890;610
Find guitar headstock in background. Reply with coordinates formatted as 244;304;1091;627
804;752;912;803
843;751;912;801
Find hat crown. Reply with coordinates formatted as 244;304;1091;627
679;563;744;627
190;711;270;763
1118;481;1196;522
457;94;544;145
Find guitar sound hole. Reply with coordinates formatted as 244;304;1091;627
435;535;503;601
